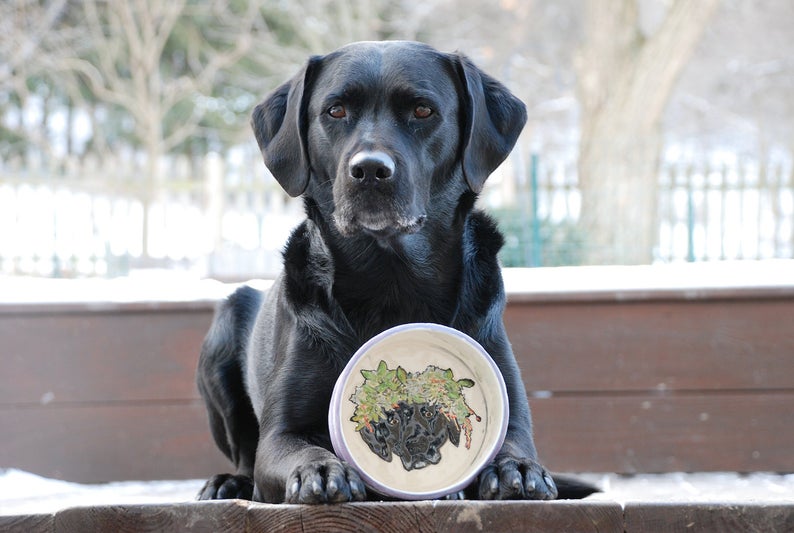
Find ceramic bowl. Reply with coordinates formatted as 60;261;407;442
329;323;508;499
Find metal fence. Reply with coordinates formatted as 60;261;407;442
658;160;794;262
495;153;794;266
1;150;792;278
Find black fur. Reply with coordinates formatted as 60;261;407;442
196;41;598;504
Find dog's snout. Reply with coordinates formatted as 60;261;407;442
349;151;395;182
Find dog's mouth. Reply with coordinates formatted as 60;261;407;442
333;211;427;238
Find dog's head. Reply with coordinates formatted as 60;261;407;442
252;41;526;239
358;401;461;471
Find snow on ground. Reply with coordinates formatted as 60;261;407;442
0;270;272;305
1;260;792;306
581;472;794;505
0;469;204;516
502;259;794;298
1;470;793;516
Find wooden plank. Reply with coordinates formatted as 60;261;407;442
0;402;229;482
246;501;422;533
0;514;53;533
530;393;794;473
278;500;623;533
54;501;248;533
624;503;794;532
5;392;791;481
0;308;214;404
505;298;794;392
403;500;622;533
6;295;793;405
6;501;794;533
49;501;624;533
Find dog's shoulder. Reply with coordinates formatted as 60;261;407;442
281;219;335;307
453;210;507;330
462;209;505;263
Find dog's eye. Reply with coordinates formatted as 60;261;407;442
414;105;433;119
327;105;346;119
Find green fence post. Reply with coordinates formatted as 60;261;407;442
686;174;695;263
530;153;541;267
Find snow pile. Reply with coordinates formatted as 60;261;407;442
0;469;203;516
0;271;273;305
3;469;794;516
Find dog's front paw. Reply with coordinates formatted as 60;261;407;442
478;456;558;500
286;460;367;504
197;473;254;500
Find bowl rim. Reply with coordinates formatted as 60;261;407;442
328;322;509;499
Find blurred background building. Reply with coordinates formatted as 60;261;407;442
1;0;792;280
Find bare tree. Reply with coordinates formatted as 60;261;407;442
41;0;264;256
0;0;70;156
0;0;68;89
575;0;719;264
37;0;417;258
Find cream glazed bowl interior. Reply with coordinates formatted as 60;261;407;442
329;323;508;500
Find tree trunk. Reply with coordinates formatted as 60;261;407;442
576;0;720;264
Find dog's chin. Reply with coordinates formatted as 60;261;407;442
333;212;426;239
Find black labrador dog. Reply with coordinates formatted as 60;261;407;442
197;41;596;504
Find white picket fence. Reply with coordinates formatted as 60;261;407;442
0;147;303;278
1;149;792;278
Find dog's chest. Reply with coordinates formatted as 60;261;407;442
335;269;457;341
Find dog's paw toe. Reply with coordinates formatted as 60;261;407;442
286;461;366;504
197;473;254;501
478;456;557;501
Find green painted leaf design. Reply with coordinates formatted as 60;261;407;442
349;360;481;449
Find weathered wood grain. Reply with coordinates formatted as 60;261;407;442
0;307;213;404
624;502;794;532
531;393;794;473
3;501;794;532
2;290;793;480
0;403;229;482
47;501;623;533
0;513;53;533
505;298;794;393
54;501;247;533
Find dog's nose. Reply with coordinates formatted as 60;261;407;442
349;151;395;182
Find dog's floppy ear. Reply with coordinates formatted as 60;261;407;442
453;53;528;193
446;417;461;447
251;57;322;197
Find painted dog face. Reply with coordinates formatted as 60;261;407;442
358;401;461;471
